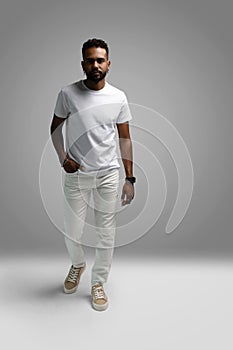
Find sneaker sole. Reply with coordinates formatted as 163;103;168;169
64;285;78;294
92;301;109;311
63;264;86;294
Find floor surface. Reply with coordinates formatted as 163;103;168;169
1;255;233;350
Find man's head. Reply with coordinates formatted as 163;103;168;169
81;38;110;84
82;38;109;59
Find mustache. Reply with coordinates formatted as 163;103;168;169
91;69;102;74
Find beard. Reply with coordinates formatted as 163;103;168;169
85;69;107;83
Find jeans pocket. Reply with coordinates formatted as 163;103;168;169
64;169;79;176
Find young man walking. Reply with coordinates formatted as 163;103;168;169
50;38;135;311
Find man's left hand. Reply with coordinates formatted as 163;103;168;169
121;181;134;206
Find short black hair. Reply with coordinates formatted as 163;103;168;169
82;38;109;59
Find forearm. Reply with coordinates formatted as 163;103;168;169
50;124;66;165
119;138;133;177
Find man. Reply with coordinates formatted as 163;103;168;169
50;38;135;311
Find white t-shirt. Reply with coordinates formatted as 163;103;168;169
54;80;132;176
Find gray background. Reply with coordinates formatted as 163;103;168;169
1;0;233;260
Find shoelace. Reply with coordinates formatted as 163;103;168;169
93;286;105;299
67;266;80;283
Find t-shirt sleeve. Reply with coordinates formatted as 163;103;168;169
54;90;70;118
116;93;132;124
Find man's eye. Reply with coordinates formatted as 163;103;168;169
84;59;106;64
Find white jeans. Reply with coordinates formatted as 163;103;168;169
63;169;119;286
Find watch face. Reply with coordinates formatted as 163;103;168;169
126;177;136;183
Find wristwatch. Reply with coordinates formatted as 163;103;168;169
125;176;136;185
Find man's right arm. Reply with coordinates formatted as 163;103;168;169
50;114;67;165
50;114;81;172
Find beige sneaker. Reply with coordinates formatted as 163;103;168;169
91;283;108;311
64;264;86;294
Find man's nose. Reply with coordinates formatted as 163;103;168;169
93;60;99;68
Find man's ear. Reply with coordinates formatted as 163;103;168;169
81;61;85;72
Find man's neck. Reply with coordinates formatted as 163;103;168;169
83;79;106;91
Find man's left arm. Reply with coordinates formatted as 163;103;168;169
117;122;135;206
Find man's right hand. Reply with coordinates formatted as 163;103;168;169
63;156;82;173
